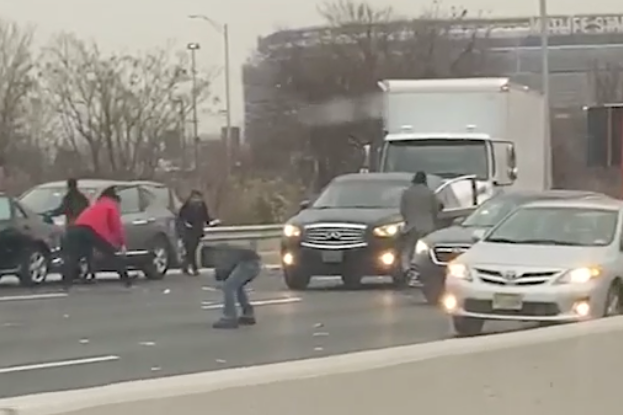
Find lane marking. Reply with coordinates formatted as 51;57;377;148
0;355;119;374
0;293;67;302
201;297;301;310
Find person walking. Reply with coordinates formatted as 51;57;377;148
178;190;212;275
399;171;443;280
61;186;131;289
212;245;261;329
48;178;90;225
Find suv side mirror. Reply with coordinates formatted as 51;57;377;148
300;200;310;210
452;216;465;225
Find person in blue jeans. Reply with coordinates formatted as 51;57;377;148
213;245;261;329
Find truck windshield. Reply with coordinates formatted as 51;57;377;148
383;139;488;180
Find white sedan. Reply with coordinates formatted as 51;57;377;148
442;197;622;336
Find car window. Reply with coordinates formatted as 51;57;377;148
20;186;98;213
0;197;12;220
144;185;171;209
117;187;141;214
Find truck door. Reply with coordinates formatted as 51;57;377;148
491;141;517;185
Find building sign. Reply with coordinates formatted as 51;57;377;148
530;15;623;35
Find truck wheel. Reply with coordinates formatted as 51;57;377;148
284;269;311;290
451;316;484;337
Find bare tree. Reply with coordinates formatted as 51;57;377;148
249;0;487;187
40;34;212;178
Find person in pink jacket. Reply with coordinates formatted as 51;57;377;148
61;186;131;289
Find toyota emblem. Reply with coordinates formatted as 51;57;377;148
503;271;518;280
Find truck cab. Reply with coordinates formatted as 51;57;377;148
369;78;549;209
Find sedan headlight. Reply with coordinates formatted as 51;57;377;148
414;240;429;255
283;224;301;237
447;262;472;281
557;267;601;284
373;222;404;237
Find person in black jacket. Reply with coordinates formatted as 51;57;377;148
212;245;261;329
49;178;90;225
178;190;211;275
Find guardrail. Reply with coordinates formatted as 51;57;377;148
201;224;282;246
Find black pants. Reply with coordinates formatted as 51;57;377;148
61;225;129;286
182;234;201;272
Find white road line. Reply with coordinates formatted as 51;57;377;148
0;355;119;374
201;297;301;310
0;293;68;302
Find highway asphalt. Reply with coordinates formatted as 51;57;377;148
0;269;529;399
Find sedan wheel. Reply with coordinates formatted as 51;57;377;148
143;239;170;280
19;249;49;286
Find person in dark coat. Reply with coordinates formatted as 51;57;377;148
178;190;212;275
212;244;261;329
49;178;90;225
399;171;443;276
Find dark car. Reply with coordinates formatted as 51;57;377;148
19;180;182;280
0;193;63;286
412;189;605;304
280;172;475;290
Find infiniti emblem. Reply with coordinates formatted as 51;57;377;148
326;231;342;240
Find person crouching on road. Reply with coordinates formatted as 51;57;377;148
61;186;131;289
178;190;212;276
212;245;261;329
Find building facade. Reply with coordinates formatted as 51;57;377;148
243;14;623;141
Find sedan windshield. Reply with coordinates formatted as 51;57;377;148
484;207;618;247
20;187;99;213
462;197;519;228
312;180;408;209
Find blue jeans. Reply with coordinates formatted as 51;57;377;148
222;259;261;320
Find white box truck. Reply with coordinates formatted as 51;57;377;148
370;78;550;208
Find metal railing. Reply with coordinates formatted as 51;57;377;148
201;224;282;246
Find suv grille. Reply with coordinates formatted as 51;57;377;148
431;245;470;265
303;225;366;248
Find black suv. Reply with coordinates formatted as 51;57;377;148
280;172;475;290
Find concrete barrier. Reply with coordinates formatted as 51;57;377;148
3;316;623;415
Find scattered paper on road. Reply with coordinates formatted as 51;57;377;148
314;347;324;351
79;338;89;344
215;359;227;364
314;323;324;328
139;341;156;347
163;289;171;294
313;332;329;337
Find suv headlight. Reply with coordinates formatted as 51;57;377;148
373;222;404;237
556;267;601;284
447;262;472;281
414;240;429;255
283;224;301;237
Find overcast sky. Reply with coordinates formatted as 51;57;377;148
0;0;620;133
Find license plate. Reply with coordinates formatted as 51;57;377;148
492;293;523;310
321;250;343;263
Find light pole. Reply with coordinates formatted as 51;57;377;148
187;42;200;173
538;0;551;188
189;14;232;173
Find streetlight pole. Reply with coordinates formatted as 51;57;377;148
538;0;551;188
187;42;200;173
189;14;232;173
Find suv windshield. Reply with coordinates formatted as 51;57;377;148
462;197;519;228
312;180;409;209
484;207;618;247
19;187;99;213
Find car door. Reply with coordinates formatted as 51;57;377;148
116;186;147;252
